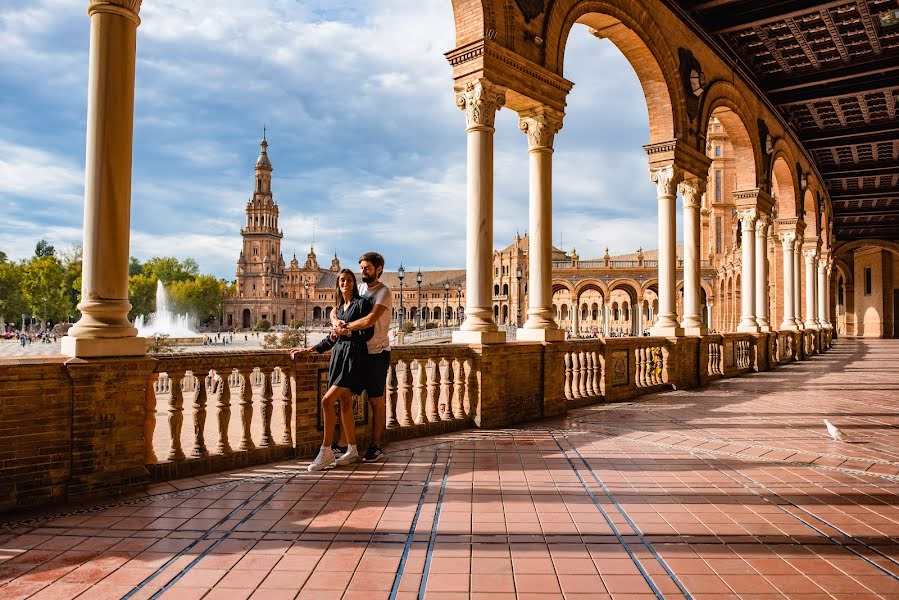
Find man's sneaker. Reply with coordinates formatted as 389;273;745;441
331;444;347;458
361;445;384;463
335;445;359;466
307;447;336;472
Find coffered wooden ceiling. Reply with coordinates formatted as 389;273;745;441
672;0;899;241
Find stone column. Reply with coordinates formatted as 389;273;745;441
804;249;819;329
793;240;804;329
817;256;829;327
518;107;564;342
63;0;145;358
637;298;644;336
825;263;833;326
755;216;771;331
650;165;684;336
779;232;799;330
737;210;760;332
603;302;610;337
571;294;580;336
679;178;706;335
452;79;506;345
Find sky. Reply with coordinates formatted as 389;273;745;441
0;0;664;279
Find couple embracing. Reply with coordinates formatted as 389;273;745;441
290;252;392;471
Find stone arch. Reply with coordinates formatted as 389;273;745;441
552;280;576;295
573;278;609;300
701;93;760;190
545;2;684;142
242;308;251;329
313;306;322;320
802;188;820;239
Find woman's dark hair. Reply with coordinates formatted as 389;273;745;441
334;268;360;307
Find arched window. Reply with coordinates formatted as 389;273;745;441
502;283;509;295
494;284;500;296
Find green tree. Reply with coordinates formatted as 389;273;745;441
128;274;157;320
34;239;56;258
168;275;226;325
20;255;70;324
61;244;83;315
0;259;27;326
142;256;199;284
129;256;143;277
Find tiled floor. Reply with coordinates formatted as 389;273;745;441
2;338;899;599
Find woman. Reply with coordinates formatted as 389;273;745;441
290;269;373;471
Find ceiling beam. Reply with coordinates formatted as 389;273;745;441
803;125;899;150
708;0;851;34
764;61;899;94
833;209;899;218
829;189;899;201
822;161;899;178
771;71;899;105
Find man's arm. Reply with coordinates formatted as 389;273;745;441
344;304;387;332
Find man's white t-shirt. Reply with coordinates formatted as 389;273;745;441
358;281;392;354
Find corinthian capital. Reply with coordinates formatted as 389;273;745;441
678;178;705;209
737;209;757;230
455;79;505;130
779;231;796;248
518;107;564;150
650;165;682;197
755;215;769;237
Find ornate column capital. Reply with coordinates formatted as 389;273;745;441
678;178;705;209
650;164;682;197
779;231;797;247
88;0;142;22
755;215;770;237
737;208;757;230
802;248;818;260
518;107;564;151
455;79;506;131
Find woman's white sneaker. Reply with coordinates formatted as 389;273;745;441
335;445;359;466
307;447;336;472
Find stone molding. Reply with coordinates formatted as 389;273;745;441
88;0;141;19
643;139;711;180
455;79;506;130
518;107;563;150
732;188;775;216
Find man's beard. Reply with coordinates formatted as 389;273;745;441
362;275;373;283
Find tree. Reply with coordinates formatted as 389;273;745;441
0;260;27;326
20;255;70;324
34;239;56;258
254;318;271;331
142;256;199;284
167;275;226;325
129;256;143;277
61;244;83;315
128;274;157;320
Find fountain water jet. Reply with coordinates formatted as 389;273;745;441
134;281;199;338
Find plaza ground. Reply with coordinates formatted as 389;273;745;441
1;339;897;599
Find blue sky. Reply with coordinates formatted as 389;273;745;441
0;0;661;279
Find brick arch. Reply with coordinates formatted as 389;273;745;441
552;280;575;295
802;188;820;239
450;0;495;46
607;278;640;303
770;153;799;220
833;239;899;260
699;83;760;190
543;2;683;142
573;278;609;299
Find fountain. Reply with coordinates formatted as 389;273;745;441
135;281;200;339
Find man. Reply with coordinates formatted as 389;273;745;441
335;251;392;463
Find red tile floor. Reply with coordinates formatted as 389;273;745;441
2;338;899;599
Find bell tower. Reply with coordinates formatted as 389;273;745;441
237;131;284;298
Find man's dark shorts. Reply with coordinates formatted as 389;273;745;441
365;350;391;398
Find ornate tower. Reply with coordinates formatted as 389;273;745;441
236;133;284;298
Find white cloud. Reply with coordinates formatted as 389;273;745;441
0;139;83;205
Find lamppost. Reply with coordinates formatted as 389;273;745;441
416;269;423;330
397;263;405;330
456;282;462;326
303;279;309;348
443;281;450;327
516;266;523;327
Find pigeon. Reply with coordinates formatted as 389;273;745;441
823;419;844;442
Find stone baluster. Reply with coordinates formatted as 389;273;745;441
411;359;426;425
570;352;581;399
439;358;452;421
145;373;158;464
254;368;273;447
661;347;670;383
396;360;412;427
563;353;572;400
463;360;474;416
584;352;595;396
425;359;439;422
385;364;399;429
208;369;231;454
182;370;208;457
452;359;466;419
162;373;185;461
271;367;292;446
578;351;588;397
635;347;645;386
233;369;254;451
